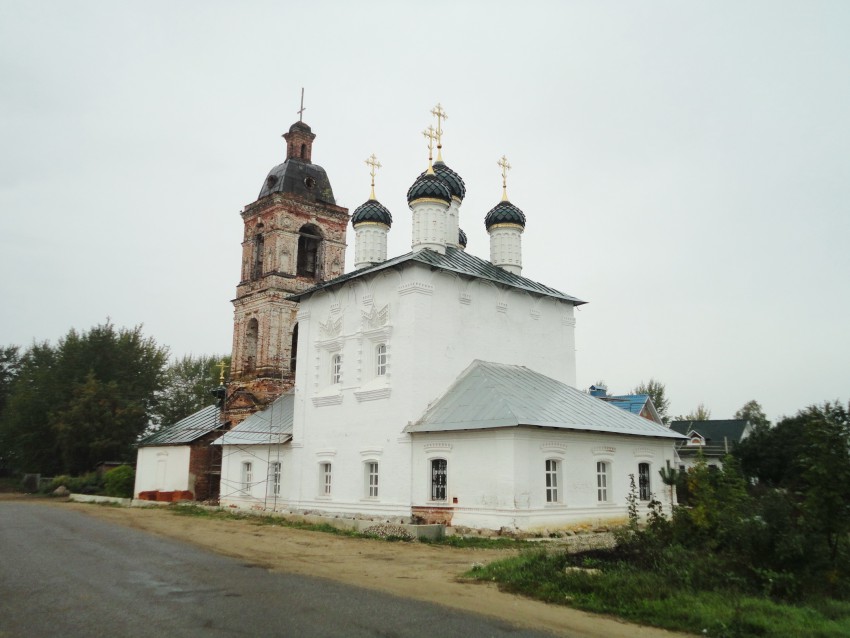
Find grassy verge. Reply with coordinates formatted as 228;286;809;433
466;549;850;638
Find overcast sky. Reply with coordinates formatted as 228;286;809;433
2;1;848;423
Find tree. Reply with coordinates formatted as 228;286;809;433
0;345;21;418
676;402;711;422
155;354;230;429
632;379;670;424
0;322;168;475
735;399;770;429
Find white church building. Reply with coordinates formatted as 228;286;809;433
201;106;684;532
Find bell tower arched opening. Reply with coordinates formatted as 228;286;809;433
296;224;323;279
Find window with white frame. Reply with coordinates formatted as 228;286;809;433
270;461;281;497
375;343;387;377
597;461;610;502
242;461;253;492
431;459;447;501
330;353;342;385
545;459;560;503
638;462;651;501
366;462;379;498
321;462;332;496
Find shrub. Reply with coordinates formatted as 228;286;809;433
104;465;134;498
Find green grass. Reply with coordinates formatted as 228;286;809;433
466;549;850;638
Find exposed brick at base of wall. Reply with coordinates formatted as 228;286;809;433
188;432;225;501
411;506;454;526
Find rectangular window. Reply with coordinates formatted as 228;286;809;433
597;461;609;502
431;459;447;501
376;344;387;377
270;461;281;497
367;462;379;498
545;459;559;503
331;353;342;385
638;462;650;501
242;461;253;492
321;462;332;496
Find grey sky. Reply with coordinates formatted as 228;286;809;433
1;1;848;422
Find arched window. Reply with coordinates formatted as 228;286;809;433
597;461;610;502
296;224;323;279
289;323;299;374
300;143;306;159
376;343;387;376
365;461;379;498
545;459;560;503
330;353;342;385
245;318;259;372
638;462;651;501
431;459;447;501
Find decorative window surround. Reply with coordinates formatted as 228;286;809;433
312;392;343;407
329;302;341;314
459;292;471;305
361;304;389;330
540;441;568;453
316;449;337;458
562;316;577;327
398;282;434;296
354;386;391;402
592;446;616;456
361;293;373;306
530;309;541;320
496;302;508;313
359;447;383;457
423;442;453;452
319;316;343;339
633;447;656;458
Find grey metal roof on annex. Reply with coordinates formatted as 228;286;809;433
288;246;585;305
404;361;685;439
212;393;294;446
138;404;223;446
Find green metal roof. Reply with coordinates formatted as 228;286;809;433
405;361;684;439
138;405;223;447
212;393;294;446
289;246;585;305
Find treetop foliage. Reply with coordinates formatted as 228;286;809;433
632;378;670;424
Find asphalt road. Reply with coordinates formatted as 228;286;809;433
0;502;555;637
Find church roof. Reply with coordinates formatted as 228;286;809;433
288;246;585;305
407;171;452;204
485;200;526;229
405;361;685;439
258;159;336;204
138;405;223;447
212;393;294;446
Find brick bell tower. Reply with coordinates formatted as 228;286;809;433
226;117;349;424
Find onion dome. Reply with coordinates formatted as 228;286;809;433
458;228;468;248
433;161;466;201
351;199;393;227
484;200;526;230
407;171;452;205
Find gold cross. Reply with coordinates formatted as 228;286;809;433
297;87;306;122
365;153;381;200
422;125;437;173
431;103;447;161
498;155;512;201
216;359;228;384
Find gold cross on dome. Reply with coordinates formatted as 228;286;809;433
216;359;228;384
297;87;306;122
431;103;448;161
365;153;381;199
422;125;437;173
498;155;512;201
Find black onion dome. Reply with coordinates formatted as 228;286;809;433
407;171;452;205
484;200;526;230
458;228;468;248
433;161;466;201
351;199;393;227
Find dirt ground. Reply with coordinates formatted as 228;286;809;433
7;495;688;637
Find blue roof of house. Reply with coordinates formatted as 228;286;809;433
604;394;650;416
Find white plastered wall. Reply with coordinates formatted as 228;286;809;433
134;446;191;496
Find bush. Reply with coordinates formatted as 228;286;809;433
104;465;134;498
